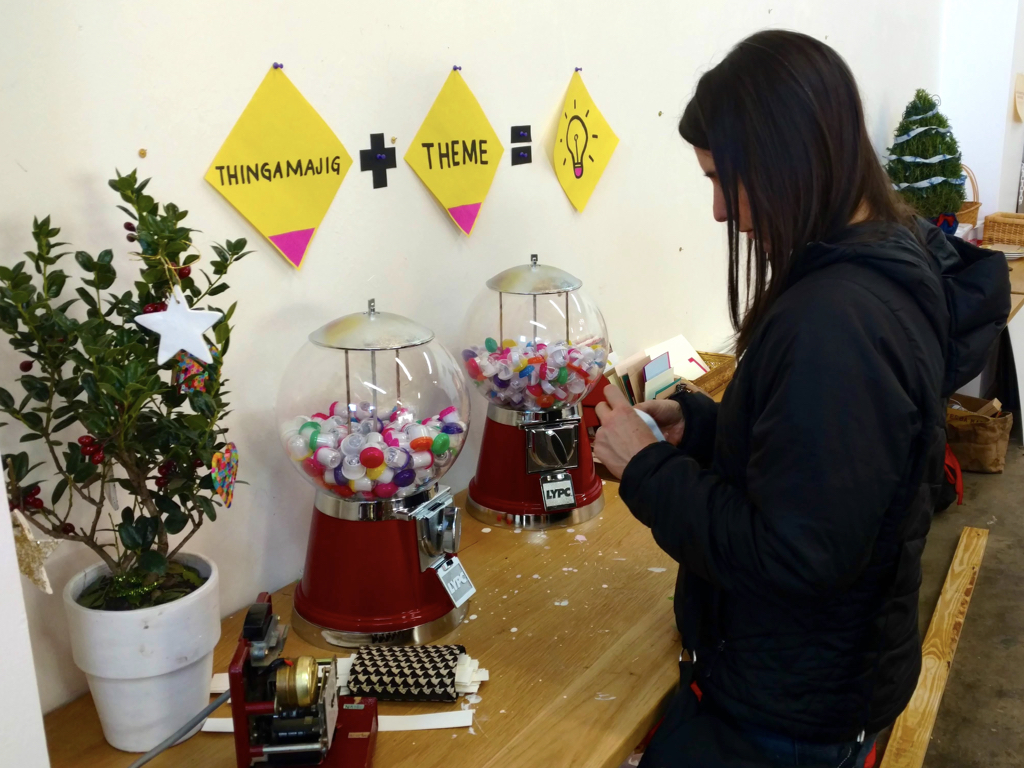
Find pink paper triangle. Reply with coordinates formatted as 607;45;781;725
447;203;482;235
269;228;316;268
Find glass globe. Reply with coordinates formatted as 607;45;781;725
276;304;470;502
461;256;608;412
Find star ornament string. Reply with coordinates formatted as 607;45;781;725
134;285;221;365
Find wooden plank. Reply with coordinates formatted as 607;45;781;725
880;526;989;768
45;482;682;768
1009;293;1024;323
1008;261;1024;295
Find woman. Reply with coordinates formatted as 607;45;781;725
594;30;1009;768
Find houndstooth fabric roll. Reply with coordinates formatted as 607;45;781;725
347;645;466;702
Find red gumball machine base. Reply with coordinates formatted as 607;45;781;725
467;403;604;529
292;485;474;649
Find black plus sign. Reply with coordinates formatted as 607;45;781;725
359;133;397;189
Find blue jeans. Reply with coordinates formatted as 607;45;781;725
740;725;877;768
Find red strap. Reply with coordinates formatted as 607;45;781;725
690;680;703;701
864;742;877;768
944;444;964;505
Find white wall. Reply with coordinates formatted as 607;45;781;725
998;2;1024;211
0;488;51;766
0;0;949;712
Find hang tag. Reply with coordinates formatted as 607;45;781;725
540;472;576;512
436;556;475;608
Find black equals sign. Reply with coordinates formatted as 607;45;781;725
511;125;532;166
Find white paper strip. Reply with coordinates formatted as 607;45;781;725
210;673;230;695
200;709;473;734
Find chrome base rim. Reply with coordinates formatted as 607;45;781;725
466;491;604;530
290;601;469;650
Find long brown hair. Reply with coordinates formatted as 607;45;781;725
679;30;917;353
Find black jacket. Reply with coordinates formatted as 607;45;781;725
621;221;1009;747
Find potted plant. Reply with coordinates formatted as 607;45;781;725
0;170;249;752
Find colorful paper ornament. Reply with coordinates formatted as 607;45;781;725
10;509;60;593
553;71;619;212
135;286;220;365
211;442;239;508
405;70;503;235
205;67;352;269
174;346;221;394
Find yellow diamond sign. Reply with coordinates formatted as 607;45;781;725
405;71;503;235
205;68;352;269
554;72;619;212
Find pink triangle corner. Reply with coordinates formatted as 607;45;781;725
447;203;482;235
269;228;316;268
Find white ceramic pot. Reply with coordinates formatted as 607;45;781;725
63;552;220;753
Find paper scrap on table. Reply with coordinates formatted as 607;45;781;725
202;710;473;734
645;335;709;382
553;71;619;212
204;67;352;269
405;70;503;235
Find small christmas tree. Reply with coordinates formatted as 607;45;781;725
885;90;966;221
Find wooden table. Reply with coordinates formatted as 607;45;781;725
45;482;681;768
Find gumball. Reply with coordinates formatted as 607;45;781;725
359;446;384;469
374;482;398;499
393;468;416;487
431;433;450;456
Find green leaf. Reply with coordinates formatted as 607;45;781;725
153;494;180;516
190;392;215;417
12;452;29;480
194;495;216;521
121;507;134;526
20;433;43;442
51;478;68;505
139;550;167;575
0;387;14;408
207;283;229;297
52;415;78;433
21;412;43;430
74;251;96;271
164;510;188;535
20;376;49;402
118;521;143;550
135;515;159;549
181;566;204;586
96;249;113;265
46;272;67;298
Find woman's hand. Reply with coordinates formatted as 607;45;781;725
635;398;686;446
594;385;660;479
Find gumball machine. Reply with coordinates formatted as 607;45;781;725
462;255;609;529
277;300;475;649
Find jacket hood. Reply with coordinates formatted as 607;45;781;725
793;219;1010;397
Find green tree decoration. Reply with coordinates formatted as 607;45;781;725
885;90;966;221
0;170;250;610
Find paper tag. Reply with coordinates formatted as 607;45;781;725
540;472;576;512
436;556;475;608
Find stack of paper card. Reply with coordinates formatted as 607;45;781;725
606;334;709;405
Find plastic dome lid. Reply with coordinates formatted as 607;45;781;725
485;254;583;295
309;299;435;351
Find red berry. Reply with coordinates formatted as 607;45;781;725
80;443;97;457
126;234;137;243
78;435;96;446
61;522;75;535
27;486;40;498
143;303;159;314
90;451;104;465
8;499;19;510
19;360;33;372
154;477;169;488
124;222;136;232
158;461;176;477
156;302;168;312
193;458;205;468
178;266;192;279
27;497;44;510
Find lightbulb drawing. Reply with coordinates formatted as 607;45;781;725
554;72;618;212
559;99;600;181
566;115;588;178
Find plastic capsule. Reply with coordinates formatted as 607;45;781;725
349;476;373;493
393;468;416;487
360;446;385;468
484;337;499;353
315;447;342;468
322;469;337;485
384;446;412;470
355;401;375;421
341;455;366;480
286;434;313;461
407;425;433;452
439;406;460;424
302;456;322;477
374;482;398;499
313;431;340;450
340;433;367;456
431;433;450;456
366;463;387;481
411;451;434;470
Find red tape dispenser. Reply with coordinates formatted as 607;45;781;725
228;592;378;767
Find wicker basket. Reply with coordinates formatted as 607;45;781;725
981;212;1024;250
957;165;981;227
